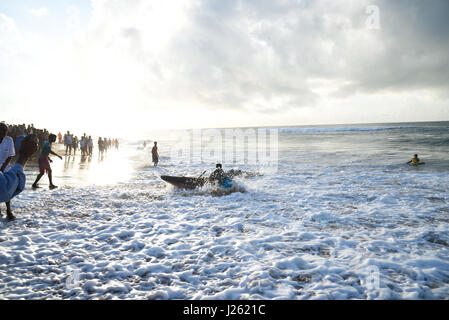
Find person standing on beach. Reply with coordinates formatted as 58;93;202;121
64;131;72;155
0;123;16;220
32;134;62;190
79;136;86;156
98;137;103;157
84;135;89;155
152;141;159;166
0;134;38;221
72;136;79;155
88;136;93;156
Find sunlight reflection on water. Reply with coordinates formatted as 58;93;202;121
23;143;137;187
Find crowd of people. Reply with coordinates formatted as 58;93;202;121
0;121;121;221
6;123;51;155
60;131;119;157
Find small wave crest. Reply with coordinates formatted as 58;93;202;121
279;126;414;133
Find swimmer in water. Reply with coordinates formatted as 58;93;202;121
407;154;425;166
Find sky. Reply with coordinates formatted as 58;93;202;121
1;0;449;137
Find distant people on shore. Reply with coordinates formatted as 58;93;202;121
2;121;121;195
32;134;62;190
152;141;159;166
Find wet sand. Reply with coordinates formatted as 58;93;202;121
22;143;135;188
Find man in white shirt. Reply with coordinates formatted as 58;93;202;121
0;123;17;220
0;123;15;171
0;133;38;221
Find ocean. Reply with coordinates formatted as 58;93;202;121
1;121;449;299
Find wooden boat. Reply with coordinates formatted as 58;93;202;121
160;175;208;189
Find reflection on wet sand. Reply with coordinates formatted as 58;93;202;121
23;144;134;187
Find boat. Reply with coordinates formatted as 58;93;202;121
160;175;208;189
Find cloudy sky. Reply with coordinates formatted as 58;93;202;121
1;0;448;136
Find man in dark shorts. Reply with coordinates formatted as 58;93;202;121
32;134;62;190
152;141;159;166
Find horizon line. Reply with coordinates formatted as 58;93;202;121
143;119;449;132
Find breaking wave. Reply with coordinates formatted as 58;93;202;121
279;126;414;133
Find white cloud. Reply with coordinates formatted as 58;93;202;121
66;5;81;30
1;0;449;134
30;7;48;17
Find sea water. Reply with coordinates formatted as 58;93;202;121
1;122;448;299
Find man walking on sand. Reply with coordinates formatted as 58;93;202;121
32;134;62;190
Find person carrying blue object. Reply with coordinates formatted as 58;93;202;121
0;133;39;221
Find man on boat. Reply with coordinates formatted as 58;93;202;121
209;163;226;184
407;154;425;166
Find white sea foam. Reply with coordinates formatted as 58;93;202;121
1;123;449;299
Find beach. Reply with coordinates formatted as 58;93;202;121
1;122;449;299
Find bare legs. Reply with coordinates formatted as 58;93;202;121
32;170;57;189
1;201;14;221
6;201;13;220
32;172;44;188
